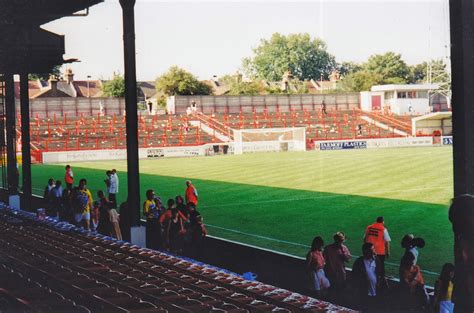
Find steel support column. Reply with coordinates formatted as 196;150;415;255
449;0;474;311
120;0;140;241
20;73;32;208
4;73;18;195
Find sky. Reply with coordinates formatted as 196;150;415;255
43;0;450;81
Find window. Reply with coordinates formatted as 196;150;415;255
417;91;428;98
385;91;394;99
408;91;416;98
397;91;407;99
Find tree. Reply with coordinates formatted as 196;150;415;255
103;74;125;97
28;65;62;81
243;33;336;81
337;70;383;92
156;66;212;96
409;59;449;84
364;52;411;83
337;52;412;92
336;61;363;77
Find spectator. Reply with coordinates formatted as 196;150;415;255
364;216;391;277
401;234;425;265
324;232;351;300
96;190;112;236
187;202;201;226
143;189;162;250
185;180;198;206
433;263;455;313
91;201;100;232
399;252;429;310
166;209;185;254
352;242;386;311
160;199;187;225
43;178;55;214
108;204;122;240
71;178;93;231
104;170;111;192
61;187;73;223
188;215;207;258
109;169;119;209
48;180;63;219
43;178;55;199
306;236;330;298
176;195;187;216
321;100;327;115
64;165;74;191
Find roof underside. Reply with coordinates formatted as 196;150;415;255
0;0;103;73
413;112;452;122
0;0;104;26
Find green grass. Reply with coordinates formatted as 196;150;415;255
28;147;453;284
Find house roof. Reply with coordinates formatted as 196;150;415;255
14;81;43;99
202;80;230;96
137;81;157;98
73;80;103;97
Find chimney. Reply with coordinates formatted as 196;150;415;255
49;75;58;92
66;68;74;84
329;70;340;82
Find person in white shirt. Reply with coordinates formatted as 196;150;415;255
109;169;119;209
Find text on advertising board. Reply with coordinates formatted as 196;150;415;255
320;141;367;150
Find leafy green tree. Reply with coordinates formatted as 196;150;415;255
29;65;62;81
336;61;363;77
409;59;449;84
156;66;212;96
102;74;125;97
243;33;336;81
338;52;412;91
337;71;383;92
364;52;411;83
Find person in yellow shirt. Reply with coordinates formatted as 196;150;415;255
433;263;455;313
143;189;163;249
72;178;93;231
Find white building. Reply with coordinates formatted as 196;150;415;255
360;84;439;115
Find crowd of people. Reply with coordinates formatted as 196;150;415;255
143;180;207;258
306;216;455;313
43;165;122;240
43;166;207;258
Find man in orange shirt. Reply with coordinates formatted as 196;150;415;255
185;180;198;206
364;216;391;277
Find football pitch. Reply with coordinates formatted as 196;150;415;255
29;146;453;283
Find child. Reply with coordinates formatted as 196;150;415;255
97;190;112;236
433;263;455;313
91;200;100;232
64;165;74;190
306;236;330;298
108;205;122;240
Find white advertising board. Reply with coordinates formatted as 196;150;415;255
43;145;209;163
42;149;127;163
314;137;434;151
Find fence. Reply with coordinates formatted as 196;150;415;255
169;93;361;114
15;97;126;118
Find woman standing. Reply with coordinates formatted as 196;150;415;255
306;236;330;298
166;209;184;255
